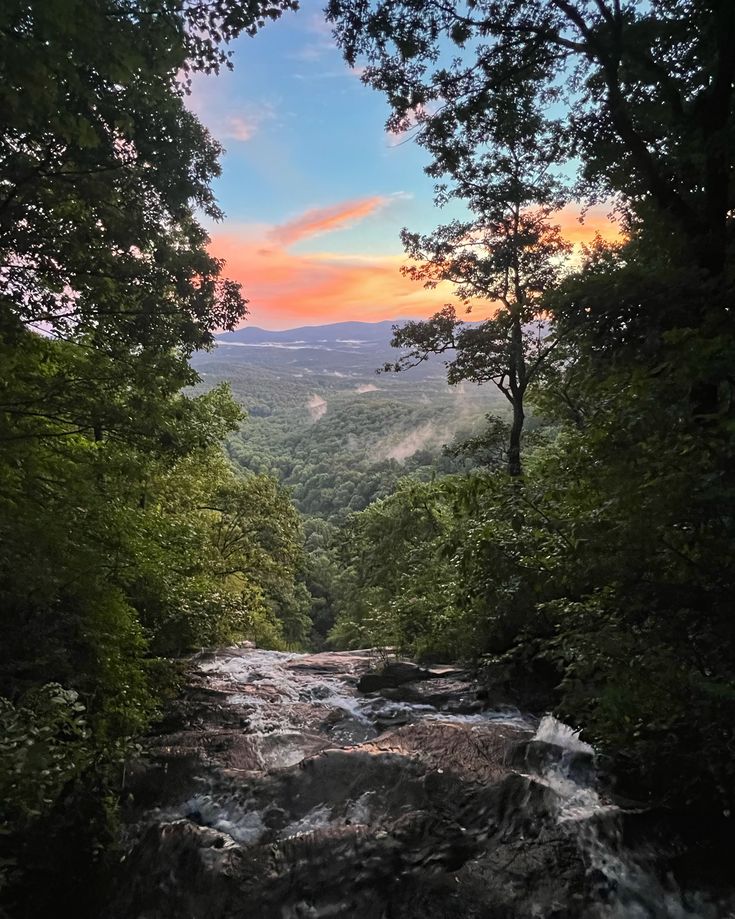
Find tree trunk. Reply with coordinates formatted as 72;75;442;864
508;396;524;476
507;312;526;477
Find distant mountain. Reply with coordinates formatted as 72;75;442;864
196;318;483;383
215;320;406;348
195;320;498;523
193;319;503;511
203;319;443;379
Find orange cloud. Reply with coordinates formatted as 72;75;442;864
211;231;462;328
556;203;621;246
211;200;618;329
270;196;389;247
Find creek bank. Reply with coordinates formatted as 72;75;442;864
111;648;734;918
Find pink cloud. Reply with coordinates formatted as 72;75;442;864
211;230;463;328
223;115;258;142
270;196;390;247
185;79;274;143
209;199;618;329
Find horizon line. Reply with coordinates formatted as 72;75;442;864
217;317;413;335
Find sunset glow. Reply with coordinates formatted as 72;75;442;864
191;0;620;331
211;201;619;329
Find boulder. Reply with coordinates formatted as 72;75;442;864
358;660;434;692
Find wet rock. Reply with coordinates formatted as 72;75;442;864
362;720;532;784
110;647;734;919
510;738;596;785
357;660;434;692
287;650;377;678
380;676;483;712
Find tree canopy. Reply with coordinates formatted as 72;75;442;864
327;0;735;814
0;2;308;912
328;0;734;277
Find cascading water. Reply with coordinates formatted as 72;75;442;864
529;716;734;918
111;648;735;919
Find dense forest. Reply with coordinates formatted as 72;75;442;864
0;1;307;911
213;361;487;520
321;0;735;813
189;329;510;648
1;0;734;915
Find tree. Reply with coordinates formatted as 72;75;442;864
327;0;735;813
328;0;734;281
0;0;298;454
0;2;304;910
329;478;460;656
385;125;571;475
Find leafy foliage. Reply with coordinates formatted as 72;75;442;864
0;1;306;912
328;0;735;277
327;0;735;813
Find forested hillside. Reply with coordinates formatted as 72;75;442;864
0;1;307;912
194;324;499;519
192;324;504;649
323;0;735;814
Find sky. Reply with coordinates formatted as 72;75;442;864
189;0;616;330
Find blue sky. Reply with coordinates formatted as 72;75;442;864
188;1;613;328
191;0;440;250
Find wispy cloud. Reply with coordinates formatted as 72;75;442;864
556;203;620;246
270;196;391;247
222;115;259;142
210;195;460;327
211;231;460;328
209;198;617;329
305;12;335;39
288;12;337;63
186;80;277;144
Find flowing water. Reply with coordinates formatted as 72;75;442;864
112;648;735;918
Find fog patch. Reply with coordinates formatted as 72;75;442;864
307;394;327;421
376;423;450;462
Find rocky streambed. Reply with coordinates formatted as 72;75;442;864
111;648;735;918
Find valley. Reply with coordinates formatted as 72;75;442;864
194;320;503;521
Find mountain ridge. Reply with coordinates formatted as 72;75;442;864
217;319;410;344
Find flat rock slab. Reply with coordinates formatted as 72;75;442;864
362;720;533;784
358;660;437;692
286;651;377;676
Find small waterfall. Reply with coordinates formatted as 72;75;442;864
534;714;594;754
532;716;732;918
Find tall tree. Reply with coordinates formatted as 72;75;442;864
327;0;735;813
328;0;734;282
0;4;304;910
385;120;571;475
0;0;297;451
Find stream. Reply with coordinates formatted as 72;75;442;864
111;647;735;918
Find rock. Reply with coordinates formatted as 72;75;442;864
379;676;482;712
509;738;595;785
361;720;532;784
110;648;734;919
357;660;434;692
286;650;377;677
